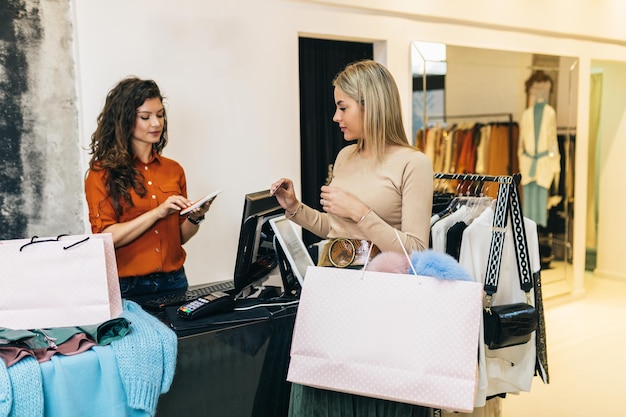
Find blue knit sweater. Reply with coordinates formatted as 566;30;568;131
111;300;178;414
0;357;43;417
0;300;177;417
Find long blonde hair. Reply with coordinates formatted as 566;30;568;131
332;60;411;162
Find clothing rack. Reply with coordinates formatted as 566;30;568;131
433;172;519;184
428;113;516;175
429;112;513;125
433;172;527;289
433;171;549;385
556;126;576;133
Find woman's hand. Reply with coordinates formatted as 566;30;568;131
182;196;216;219
320;185;370;223
156;195;193;218
105;194;191;248
270;178;300;213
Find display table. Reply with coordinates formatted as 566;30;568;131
0;300;176;417
156;304;297;417
0;298;296;417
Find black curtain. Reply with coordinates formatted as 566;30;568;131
298;37;373;246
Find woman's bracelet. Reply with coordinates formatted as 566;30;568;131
357;209;372;224
286;202;303;218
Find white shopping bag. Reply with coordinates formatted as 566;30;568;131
0;233;122;329
287;266;483;413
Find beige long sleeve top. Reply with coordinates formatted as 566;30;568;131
291;144;433;253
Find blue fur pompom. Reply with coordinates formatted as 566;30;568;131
409;250;473;281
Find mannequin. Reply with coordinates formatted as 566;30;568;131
524;70;554;107
518;81;560;227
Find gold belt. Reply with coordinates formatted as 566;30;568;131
318;238;381;268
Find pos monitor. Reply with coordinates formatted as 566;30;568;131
233;189;284;297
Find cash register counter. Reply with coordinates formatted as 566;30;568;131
156;299;298;417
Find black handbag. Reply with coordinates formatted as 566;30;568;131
483;302;538;349
482;177;539;350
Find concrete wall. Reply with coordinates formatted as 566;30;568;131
0;0;82;239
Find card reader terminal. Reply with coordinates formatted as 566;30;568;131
177;291;235;320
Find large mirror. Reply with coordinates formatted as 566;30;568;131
412;42;579;299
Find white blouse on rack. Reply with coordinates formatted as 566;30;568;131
458;206;541;407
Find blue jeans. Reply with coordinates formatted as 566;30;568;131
119;267;188;298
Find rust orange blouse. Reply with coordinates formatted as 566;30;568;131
84;153;188;278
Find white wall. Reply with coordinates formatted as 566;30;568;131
303;0;626;45
71;0;626;288
445;46;532;121
593;61;626;280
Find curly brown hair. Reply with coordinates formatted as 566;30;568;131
88;77;168;216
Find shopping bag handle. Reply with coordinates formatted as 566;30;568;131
361;229;418;278
394;229;418;276
19;234;90;252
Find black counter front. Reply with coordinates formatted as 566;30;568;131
156;304;297;417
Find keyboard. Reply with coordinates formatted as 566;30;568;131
134;280;235;311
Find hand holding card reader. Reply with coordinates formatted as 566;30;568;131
177;291;234;320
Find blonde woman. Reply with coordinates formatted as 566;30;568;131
271;60;434;416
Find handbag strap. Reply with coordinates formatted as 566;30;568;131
483;175;534;300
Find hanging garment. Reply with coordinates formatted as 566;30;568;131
458;206;541;406
431;205;467;253
518;102;560;227
485;124;517;178
456;126;479;174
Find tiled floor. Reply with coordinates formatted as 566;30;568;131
501;273;626;416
